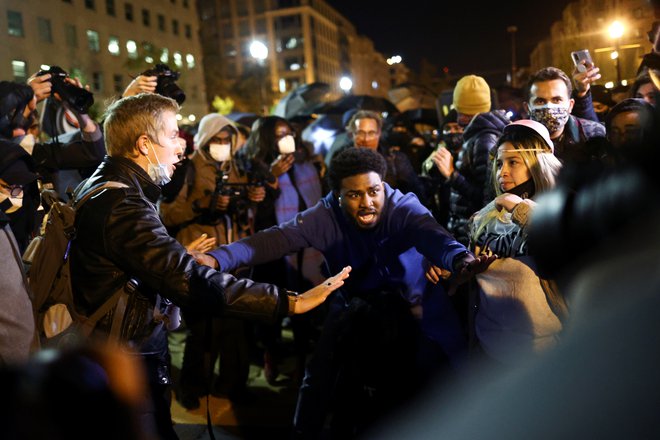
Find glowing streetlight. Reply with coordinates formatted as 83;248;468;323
608;21;624;39
249;40;269;114
249;40;268;61
339;76;353;94
608;21;624;85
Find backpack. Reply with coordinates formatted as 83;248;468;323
23;181;129;349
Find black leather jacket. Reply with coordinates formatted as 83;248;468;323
70;156;288;348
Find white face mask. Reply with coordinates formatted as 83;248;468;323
145;140;172;186
208;143;231;162
277;135;296;154
19;134;36;154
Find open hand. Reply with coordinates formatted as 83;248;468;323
185;233;217;254
291;266;351;314
448;254;497;296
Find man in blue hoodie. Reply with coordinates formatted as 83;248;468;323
196;147;493;437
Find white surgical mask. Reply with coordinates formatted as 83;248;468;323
208;143;231;162
145;140;172;186
277;135;296;154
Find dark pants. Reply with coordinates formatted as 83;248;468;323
292;288;435;438
178;311;250;399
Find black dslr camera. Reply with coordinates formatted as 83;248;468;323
36;66;94;114
141;63;186;104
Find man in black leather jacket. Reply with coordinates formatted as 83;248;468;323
69;93;350;440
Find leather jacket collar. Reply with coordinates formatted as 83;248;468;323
88;155;161;203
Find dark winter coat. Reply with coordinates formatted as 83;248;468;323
447;111;510;245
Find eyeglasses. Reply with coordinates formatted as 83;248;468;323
354;130;379;139
0;182;24;198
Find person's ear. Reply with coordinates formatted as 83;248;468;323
523;101;530;114
136;135;150;156
568;98;575;114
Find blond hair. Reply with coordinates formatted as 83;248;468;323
103;93;179;158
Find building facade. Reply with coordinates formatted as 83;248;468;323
530;0;655;88
1;0;207;122
197;0;396;112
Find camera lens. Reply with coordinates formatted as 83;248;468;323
157;78;186;104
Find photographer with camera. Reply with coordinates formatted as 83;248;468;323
23;67;106;202
159;113;265;408
122;63;186;105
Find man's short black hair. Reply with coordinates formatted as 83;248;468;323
526;67;573;101
328;147;387;192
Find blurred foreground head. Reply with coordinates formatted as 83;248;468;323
0;344;154;440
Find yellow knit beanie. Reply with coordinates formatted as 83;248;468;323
453;75;491;115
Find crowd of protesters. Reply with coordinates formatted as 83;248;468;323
0;16;659;440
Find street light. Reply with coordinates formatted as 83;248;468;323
249;40;269;114
339;76;353;94
608;21;624;86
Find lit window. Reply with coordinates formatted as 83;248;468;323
371;81;379;89
7;11;24;37
12;60;27;82
285;37;297;49
108;36;120;55
87;29;100;52
160;48;169;63
186;53;195;69
145;56;154;63
173;52;183;68
290;63;301;71
126;40;138;59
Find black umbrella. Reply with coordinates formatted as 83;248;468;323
273;82;331;120
313;94;399;116
226;112;259;128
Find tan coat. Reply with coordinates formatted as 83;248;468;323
160;149;253;247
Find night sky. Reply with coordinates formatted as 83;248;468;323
326;0;576;76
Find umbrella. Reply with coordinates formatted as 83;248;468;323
313;94;399;116
273;82;331;120
226;112;259;128
301;114;344;156
388;83;438;113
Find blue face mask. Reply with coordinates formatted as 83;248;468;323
145;140;171;186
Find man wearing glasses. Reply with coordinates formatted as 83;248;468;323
332;110;426;204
